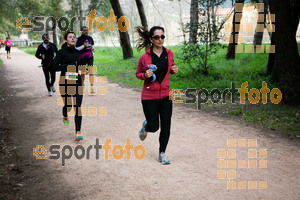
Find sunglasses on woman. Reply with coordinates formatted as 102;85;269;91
152;35;165;40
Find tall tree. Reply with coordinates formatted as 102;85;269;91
66;0;82;33
79;0;83;28
88;0;111;16
46;0;64;46
226;0;245;59
253;0;269;50
135;0;148;30
109;0;133;59
169;0;187;42
189;0;199;44
199;0;226;43
0;0;16;35
87;0;112;45
267;0;300;105
178;0;186;42
150;0;169;44
266;32;275;74
211;0;217;41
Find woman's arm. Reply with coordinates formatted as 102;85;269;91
53;51;68;71
170;60;178;74
169;51;178;74
136;55;147;80
35;46;42;59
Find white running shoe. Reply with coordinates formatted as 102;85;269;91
139;120;147;141
158;152;171;165
48;91;53;97
51;86;56;93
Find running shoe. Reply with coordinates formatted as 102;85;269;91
139;120;147;141
90;87;95;95
48;91;53;97
158;152;171;165
82;84;85;94
62;116;69;126
74;131;83;141
51;86;56;93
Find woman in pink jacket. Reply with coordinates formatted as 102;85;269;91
135;26;178;165
4;37;11;59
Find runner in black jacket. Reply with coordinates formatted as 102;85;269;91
75;26;95;94
53;31;84;141
35;33;58;96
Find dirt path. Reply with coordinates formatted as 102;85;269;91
0;48;299;200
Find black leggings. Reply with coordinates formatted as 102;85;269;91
62;87;83;133
5;46;10;53
42;66;56;92
142;96;173;153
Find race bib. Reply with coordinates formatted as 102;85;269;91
66;72;78;80
86;43;91;49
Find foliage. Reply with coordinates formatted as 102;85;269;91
181;0;227;76
182;41;225;76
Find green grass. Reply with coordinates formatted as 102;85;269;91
242;104;300;135
200;100;300;136
18;47;37;55
0;59;3;95
93;47;144;87
91;45;280;92
18;45;300;136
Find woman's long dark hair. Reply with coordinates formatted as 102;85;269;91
135;26;164;52
61;31;76;49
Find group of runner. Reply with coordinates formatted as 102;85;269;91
35;26;94;142
0;37;12;59
34;25;178;165
35;26;94;97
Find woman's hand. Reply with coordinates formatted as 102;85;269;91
145;69;153;78
171;62;178;74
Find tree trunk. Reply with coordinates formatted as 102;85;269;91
253;0;268;50
135;0;148;30
268;0;300;105
59;34;64;47
109;0;133;59
150;0;169;45
226;0;245;60
189;0;199;44
266;0;275;75
79;0;83;28
211;1;217;42
291;0;300;36
266;32;275;75
53;21;58;46
207;0;212;44
178;0;186;42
